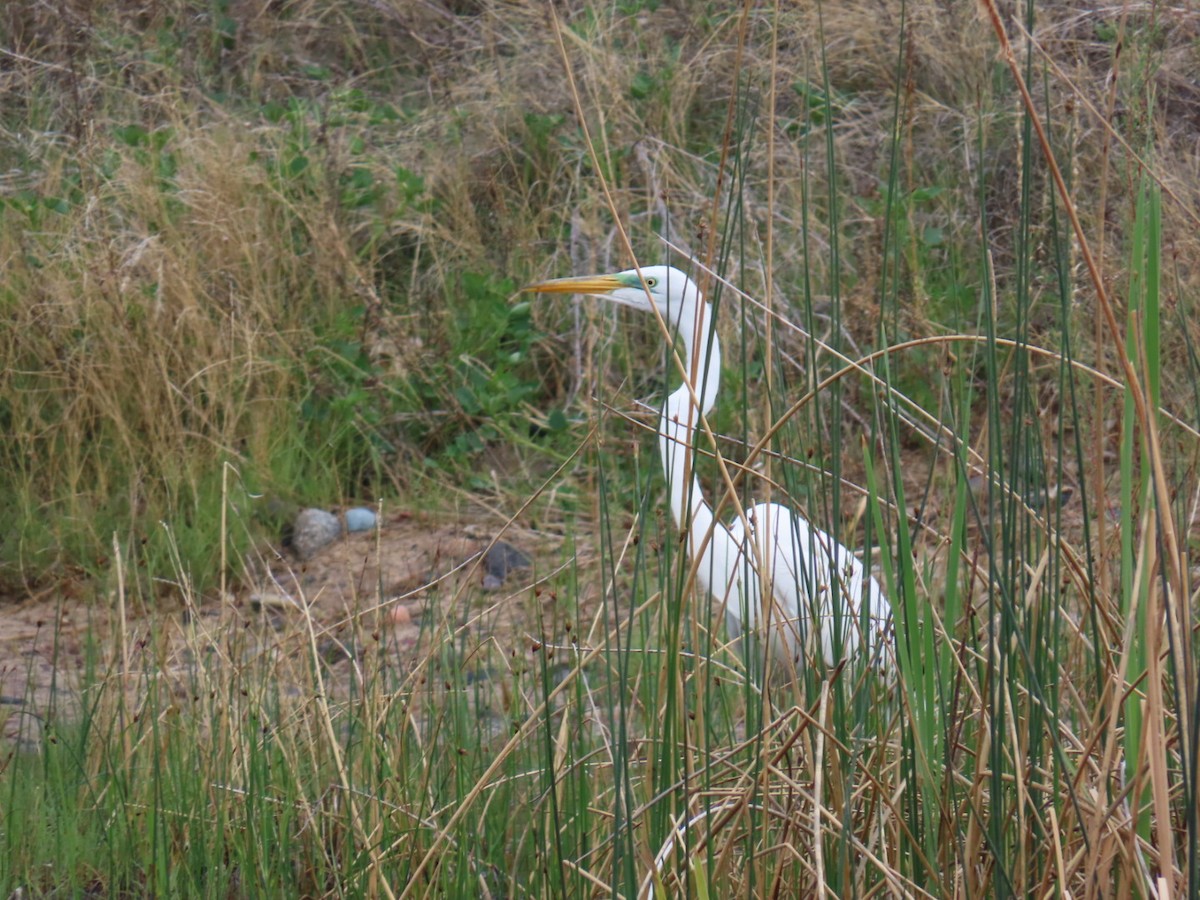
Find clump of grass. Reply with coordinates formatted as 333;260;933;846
1;116;370;592
0;5;561;593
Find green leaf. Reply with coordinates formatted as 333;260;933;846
630;72;655;100
114;124;149;147
261;100;287;123
910;186;944;203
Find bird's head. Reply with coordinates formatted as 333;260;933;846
523;265;701;329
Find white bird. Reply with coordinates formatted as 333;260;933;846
526;265;895;678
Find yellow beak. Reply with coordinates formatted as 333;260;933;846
523;274;624;295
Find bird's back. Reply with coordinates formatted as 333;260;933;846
710;502;893;673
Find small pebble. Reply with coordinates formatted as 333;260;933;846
388;604;413;626
482;541;531;590
343;507;377;533
292;508;341;560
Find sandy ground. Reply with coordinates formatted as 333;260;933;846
0;510;570;750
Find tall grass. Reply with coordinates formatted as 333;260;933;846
2;0;1199;896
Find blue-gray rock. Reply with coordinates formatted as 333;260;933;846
343;507;377;533
481;541;531;590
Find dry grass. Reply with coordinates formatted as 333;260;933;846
2;0;1200;896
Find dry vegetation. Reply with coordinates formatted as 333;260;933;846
2;0;1200;896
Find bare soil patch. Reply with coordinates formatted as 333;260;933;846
0;509;570;750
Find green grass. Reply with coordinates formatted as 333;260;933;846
2;0;1200;895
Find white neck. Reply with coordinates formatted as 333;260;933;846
659;300;720;527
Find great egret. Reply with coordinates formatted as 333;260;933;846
526;265;895;677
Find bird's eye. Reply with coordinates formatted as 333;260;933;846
645;277;657;288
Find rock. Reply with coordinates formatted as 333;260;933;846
343;507;377;533
292;508;342;560
481;541;531;591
